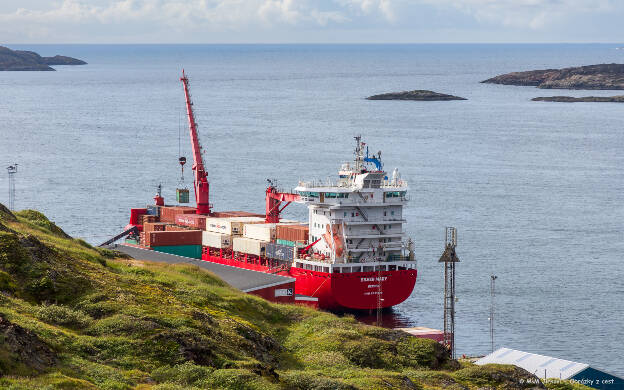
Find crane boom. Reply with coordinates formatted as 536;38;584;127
180;70;212;214
265;185;300;223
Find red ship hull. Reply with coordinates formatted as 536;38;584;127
200;250;417;310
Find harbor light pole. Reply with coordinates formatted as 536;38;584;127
490;275;497;354
7;164;18;211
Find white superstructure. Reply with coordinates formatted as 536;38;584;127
295;136;412;264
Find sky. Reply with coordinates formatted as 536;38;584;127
1;0;623;44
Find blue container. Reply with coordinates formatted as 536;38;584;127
146;205;160;216
266;243;294;261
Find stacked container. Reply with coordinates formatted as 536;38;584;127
205;217;265;235
143;222;167;232
160;206;196;223
233;237;267;256
276;224;309;246
265;242;295;261
243;223;277;242
146;205;160;216
175;214;207;230
165;224;192;231
202;231;232;248
140;214;157;225
145;230;203;259
213;211;265;218
144;230;202;246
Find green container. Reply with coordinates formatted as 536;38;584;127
276;239;295;247
152;245;202;259
176;188;190;203
125;238;139;245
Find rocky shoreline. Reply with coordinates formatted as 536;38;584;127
532;95;624;102
0;46;86;71
367;90;466;101
482;63;624;90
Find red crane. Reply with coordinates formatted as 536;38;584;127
180;70;212;215
265;182;300;223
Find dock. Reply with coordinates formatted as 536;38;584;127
110;244;300;304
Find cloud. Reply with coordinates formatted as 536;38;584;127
338;0;400;22
0;0;621;42
425;0;615;29
0;0;349;31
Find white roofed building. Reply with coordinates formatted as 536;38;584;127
475;348;623;390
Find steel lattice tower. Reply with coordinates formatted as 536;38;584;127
7;164;17;211
439;227;459;359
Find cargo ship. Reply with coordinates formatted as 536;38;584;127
117;71;417;311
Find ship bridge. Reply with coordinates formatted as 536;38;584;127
293;137;412;264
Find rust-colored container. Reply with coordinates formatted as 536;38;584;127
144;230;202;247
175;214;207;230
165;225;191;231
140;214;158;225
160;206;196;223
143;222;167;232
276;224;309;243
213;210;265;218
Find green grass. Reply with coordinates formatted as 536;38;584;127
0;206;593;389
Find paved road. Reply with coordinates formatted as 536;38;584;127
109;244;294;292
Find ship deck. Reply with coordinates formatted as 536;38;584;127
110;244;295;293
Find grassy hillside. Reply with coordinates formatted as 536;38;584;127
0;204;589;389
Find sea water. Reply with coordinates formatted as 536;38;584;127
1;44;622;375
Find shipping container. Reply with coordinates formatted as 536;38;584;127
276;224;309;243
205;217;265;235
143;222;167;232
275;239;306;248
202;231;232;248
233;237;267;256
165;225;191;231
145;230;202;247
213;210;265;218
125;238;139;245
160;206;196;223
140;214;157;225
175;214;207;230
152;245;202;259
176;188;190;204
265;242;295;261
243;223;277;241
146;205;160;216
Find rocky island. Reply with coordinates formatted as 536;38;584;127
0;45;86;71
482;63;624;90
532;95;624;102
367;90;466;101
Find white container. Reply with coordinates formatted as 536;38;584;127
243;223;277;242
233;237;267;256
204;217;265;235
202;231;232;248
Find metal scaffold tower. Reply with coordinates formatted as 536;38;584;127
439;227;459;359
7;164;18;211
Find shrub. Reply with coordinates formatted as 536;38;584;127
35;304;92;328
151;362;214;386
